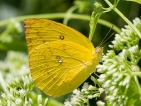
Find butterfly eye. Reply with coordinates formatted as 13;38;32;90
60;35;64;40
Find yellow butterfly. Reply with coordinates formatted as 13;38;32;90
24;18;103;97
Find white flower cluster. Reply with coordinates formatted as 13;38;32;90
109;18;141;51
64;83;105;106
0;75;48;106
97;17;141;106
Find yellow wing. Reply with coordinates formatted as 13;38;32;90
29;41;99;97
24;19;103;97
24;18;95;54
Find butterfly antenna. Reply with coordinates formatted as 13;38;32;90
100;32;115;47
100;26;114;46
103;41;111;48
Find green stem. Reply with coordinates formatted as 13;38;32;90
124;60;141;95
87;99;90;106
131;68;141;95
134;76;141;95
0;13;121;34
49;98;63;106
0;25;12;41
63;6;79;25
132;72;141;77
104;0;141;38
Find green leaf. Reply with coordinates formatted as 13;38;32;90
0;35;27;51
125;0;141;4
89;11;102;41
88;2;103;41
127;77;141;106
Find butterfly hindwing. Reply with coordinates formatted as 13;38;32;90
29;41;94;97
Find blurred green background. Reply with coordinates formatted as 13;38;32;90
0;0;140;105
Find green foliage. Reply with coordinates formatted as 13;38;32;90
0;19;27;51
126;0;141;4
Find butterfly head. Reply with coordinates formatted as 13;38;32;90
95;46;103;54
92;46;103;62
94;46;103;63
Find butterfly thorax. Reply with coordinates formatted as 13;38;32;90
93;46;103;63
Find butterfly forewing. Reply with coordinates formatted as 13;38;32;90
24;19;95;54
